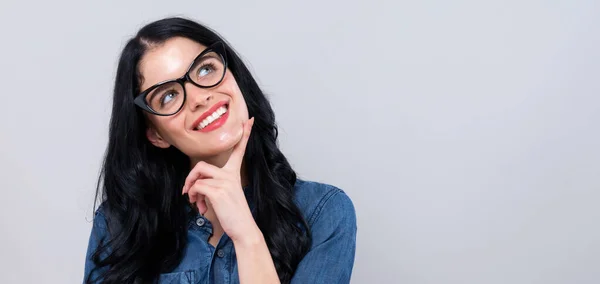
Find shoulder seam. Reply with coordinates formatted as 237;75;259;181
306;185;342;226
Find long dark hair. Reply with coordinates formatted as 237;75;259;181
87;17;311;283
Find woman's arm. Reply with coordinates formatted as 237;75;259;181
233;227;280;284
291;189;357;284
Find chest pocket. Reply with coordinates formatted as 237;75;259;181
158;270;196;284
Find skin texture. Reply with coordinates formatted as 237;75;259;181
137;37;280;283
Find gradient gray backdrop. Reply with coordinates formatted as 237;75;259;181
0;1;598;283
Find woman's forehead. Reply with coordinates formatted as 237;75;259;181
139;37;207;90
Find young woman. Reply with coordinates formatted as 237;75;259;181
84;17;356;284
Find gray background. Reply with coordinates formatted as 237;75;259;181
0;0;598;283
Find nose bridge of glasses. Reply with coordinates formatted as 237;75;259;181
182;79;212;106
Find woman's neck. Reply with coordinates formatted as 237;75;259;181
191;148;232;169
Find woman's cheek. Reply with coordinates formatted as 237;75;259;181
163;117;188;144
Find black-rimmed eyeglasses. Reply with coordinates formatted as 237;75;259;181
134;41;228;116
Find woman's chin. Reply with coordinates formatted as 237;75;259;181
182;122;244;161
187;137;240;161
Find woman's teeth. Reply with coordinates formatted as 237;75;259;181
197;106;227;130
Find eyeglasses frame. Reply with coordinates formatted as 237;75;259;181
133;41;228;116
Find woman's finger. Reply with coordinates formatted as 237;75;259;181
224;117;254;172
193;178;227;188
193;194;208;215
188;180;218;215
183;161;223;194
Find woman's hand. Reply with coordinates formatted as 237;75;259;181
183;117;281;283
182;117;260;243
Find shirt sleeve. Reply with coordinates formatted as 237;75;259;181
291;188;358;284
83;209;109;283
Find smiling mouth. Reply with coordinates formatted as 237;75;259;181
195;104;229;130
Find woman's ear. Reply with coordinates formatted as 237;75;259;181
146;127;171;148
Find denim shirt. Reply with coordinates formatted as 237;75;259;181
84;179;357;283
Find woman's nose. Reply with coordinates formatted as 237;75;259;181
186;84;213;111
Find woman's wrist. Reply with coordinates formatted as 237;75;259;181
232;225;265;248
233;224;280;283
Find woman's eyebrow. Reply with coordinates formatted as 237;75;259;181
147;83;176;100
192;51;220;63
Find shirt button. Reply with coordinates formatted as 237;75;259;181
195;217;205;227
216;249;225;258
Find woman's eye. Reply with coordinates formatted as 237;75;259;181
161;92;177;106
198;64;214;77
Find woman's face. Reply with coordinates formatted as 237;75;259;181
138;37;249;164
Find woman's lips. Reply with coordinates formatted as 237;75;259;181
192;100;229;129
